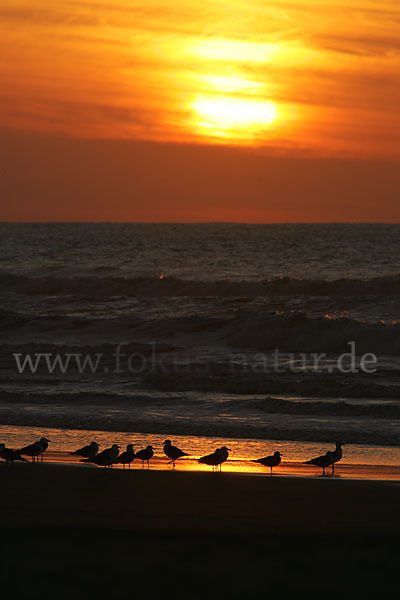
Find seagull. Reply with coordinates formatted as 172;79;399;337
135;445;155;469
87;444;120;468
37;437;50;461
216;446;230;471
70;441;100;461
253;451;282;475
118;444;135;469
198;448;223;471
304;451;334;476
20;438;50;462
199;447;230;472
330;442;344;474
163;439;188;468
0;444;28;465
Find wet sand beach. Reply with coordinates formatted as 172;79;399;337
2;463;400;534
2;463;399;598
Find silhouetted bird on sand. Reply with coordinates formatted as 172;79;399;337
217;446;230;471
330;442;344;474
135;445;155;469
304;451;334;476
0;444;28;465
199;447;230;472
253;451;282;475
20;438;50;462
70;441;99;461
163;439;188;468
86;444;120;468
38;437;50;461
118;444;135;469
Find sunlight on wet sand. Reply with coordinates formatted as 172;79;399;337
2;425;400;481
34;453;400;481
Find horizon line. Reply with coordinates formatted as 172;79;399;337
1;221;400;226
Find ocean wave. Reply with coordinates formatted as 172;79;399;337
223;311;400;353
2;271;400;298
249;397;400;418
0;391;398;446
2;307;400;354
146;370;400;399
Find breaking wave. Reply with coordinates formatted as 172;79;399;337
2;307;400;354
3;270;400;297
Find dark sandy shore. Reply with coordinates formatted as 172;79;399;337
2;463;400;598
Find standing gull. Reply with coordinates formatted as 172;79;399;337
0;444;28;465
38;437;50;461
253;451;282;475
216;446;230;471
304;451;334;476
330;442;344;474
87;444;120;468
118;444;135;469
199;447;230;472
20;438;50;462
163;439;189;468
70;441;100;462
135;445;155;469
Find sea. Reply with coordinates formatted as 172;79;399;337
1;223;400;470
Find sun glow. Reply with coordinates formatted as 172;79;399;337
200;75;264;94
190;38;278;63
191;96;278;137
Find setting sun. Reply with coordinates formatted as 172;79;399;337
0;0;400;222
191;97;278;138
190;38;277;62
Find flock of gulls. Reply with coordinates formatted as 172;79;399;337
0;437;344;476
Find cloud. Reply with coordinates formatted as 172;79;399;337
313;33;400;57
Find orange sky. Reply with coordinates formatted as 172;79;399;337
1;0;400;222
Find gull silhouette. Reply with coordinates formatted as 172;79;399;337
330;442;344;474
70;441;99;462
199;447;230;472
0;443;28;465
135;445;155;469
163;439;188;468
20;438;50;462
253;451;282;475
118;444;135;469
304;451;334;476
86;444;120;469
